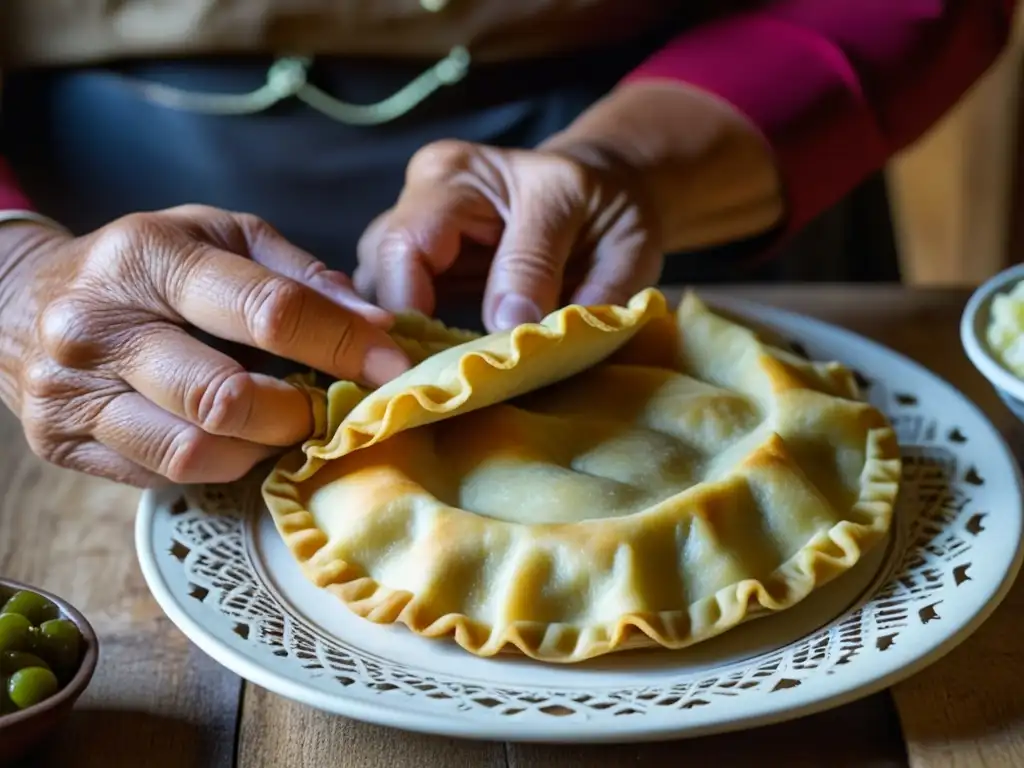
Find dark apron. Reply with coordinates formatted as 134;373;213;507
1;39;899;331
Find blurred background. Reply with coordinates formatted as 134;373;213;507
886;11;1024;287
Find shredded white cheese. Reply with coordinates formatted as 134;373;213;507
986;281;1024;378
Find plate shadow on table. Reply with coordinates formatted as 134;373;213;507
238;685;908;768
505;692;908;767
11;709;229;768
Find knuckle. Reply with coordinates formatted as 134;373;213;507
167;203;220;221
163;203;203;218
93;213;147;254
38;295;108;368
301;259;330;285
562;161;590;192
22;382;116;443
407;139;473;180
496;248;560;282
542;153;589;191
22;359;72;401
83;215;156;282
188;368;255;435
243;277;305;349
375;229;419;267
329;320;359;370
233;212;272;237
22;415;70;468
161;426;211;484
229;211;278;253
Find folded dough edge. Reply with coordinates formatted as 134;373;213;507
279;287;670;479
261;290;901;663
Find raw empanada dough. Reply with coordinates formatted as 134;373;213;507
263;289;901;663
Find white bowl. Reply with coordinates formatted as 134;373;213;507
961;263;1024;423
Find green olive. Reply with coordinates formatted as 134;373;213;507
33;620;81;682
38;619;80;651
7;666;59;710
0;675;13;715
0;613;32;653
1;590;59;625
0;650;50;676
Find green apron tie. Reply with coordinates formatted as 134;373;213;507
119;47;471;126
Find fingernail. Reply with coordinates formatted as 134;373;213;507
317;270;366;303
379;271;425;315
352;266;374;298
343;298;394;329
494;293;543;331
362;346;411;386
317;270;355;292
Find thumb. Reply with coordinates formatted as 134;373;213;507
484;184;584;332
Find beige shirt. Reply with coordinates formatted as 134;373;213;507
0;0;723;69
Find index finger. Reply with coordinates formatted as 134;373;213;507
162;245;411;386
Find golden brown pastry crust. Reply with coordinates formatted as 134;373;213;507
263;289;901;663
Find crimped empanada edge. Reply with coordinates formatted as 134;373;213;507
261;288;902;664
262;420;901;665
292;288;670;469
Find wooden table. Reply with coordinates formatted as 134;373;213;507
2;285;1023;768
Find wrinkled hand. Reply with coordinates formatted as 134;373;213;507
0;205;410;487
356;140;664;332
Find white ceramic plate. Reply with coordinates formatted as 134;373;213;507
136;297;1024;743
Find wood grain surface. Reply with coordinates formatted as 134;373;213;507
1;286;1022;767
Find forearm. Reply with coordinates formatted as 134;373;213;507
0;153;47;285
544;81;784;253
0;149;70;405
554;0;1014;251
0;154;71;289
0;220;57;280
0;221;55;409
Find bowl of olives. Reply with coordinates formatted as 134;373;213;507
0;578;98;765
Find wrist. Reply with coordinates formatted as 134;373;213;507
0;219;69;412
0;210;71;262
0;218;70;292
543;81;785;252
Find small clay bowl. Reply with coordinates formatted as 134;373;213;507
0;578;99;766
962;262;1024;424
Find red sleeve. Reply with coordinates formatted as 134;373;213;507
623;0;1016;240
0;157;32;211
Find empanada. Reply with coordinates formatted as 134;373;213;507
263;290;900;663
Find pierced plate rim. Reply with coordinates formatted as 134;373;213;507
135;296;1024;743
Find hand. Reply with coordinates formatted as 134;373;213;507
355;139;664;332
0;205;410;487
356;82;784;332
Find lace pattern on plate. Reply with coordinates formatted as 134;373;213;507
165;361;994;719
